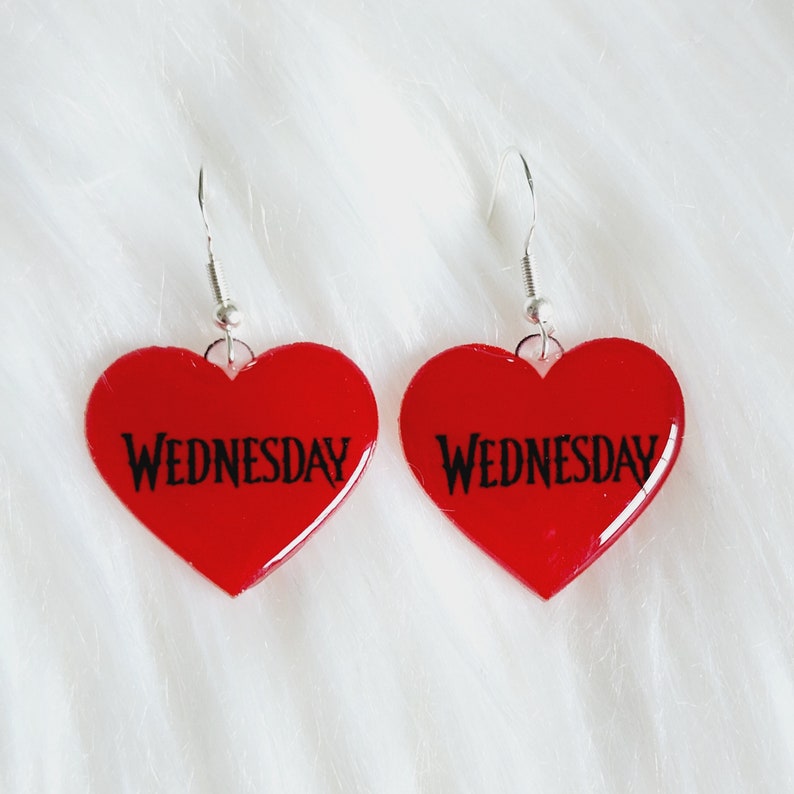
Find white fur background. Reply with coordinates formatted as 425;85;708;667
1;0;792;791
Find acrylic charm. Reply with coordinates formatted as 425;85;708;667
85;170;378;596
399;149;684;599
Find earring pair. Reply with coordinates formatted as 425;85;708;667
85;153;683;600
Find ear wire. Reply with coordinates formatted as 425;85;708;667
198;167;243;366
487;147;554;359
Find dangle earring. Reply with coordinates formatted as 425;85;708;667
399;148;684;599
85;170;378;596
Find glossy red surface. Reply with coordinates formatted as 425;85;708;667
400;338;684;599
86;343;378;595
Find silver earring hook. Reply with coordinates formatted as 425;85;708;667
198;167;243;366
487;147;555;360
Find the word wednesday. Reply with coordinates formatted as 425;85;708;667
120;433;352;492
435;432;659;495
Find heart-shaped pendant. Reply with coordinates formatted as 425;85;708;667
399;337;684;599
86;343;378;595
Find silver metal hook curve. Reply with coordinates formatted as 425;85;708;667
486;145;537;256
197;167;242;367
486;147;558;362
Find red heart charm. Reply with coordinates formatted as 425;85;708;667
399;338;684;599
86;343;378;595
